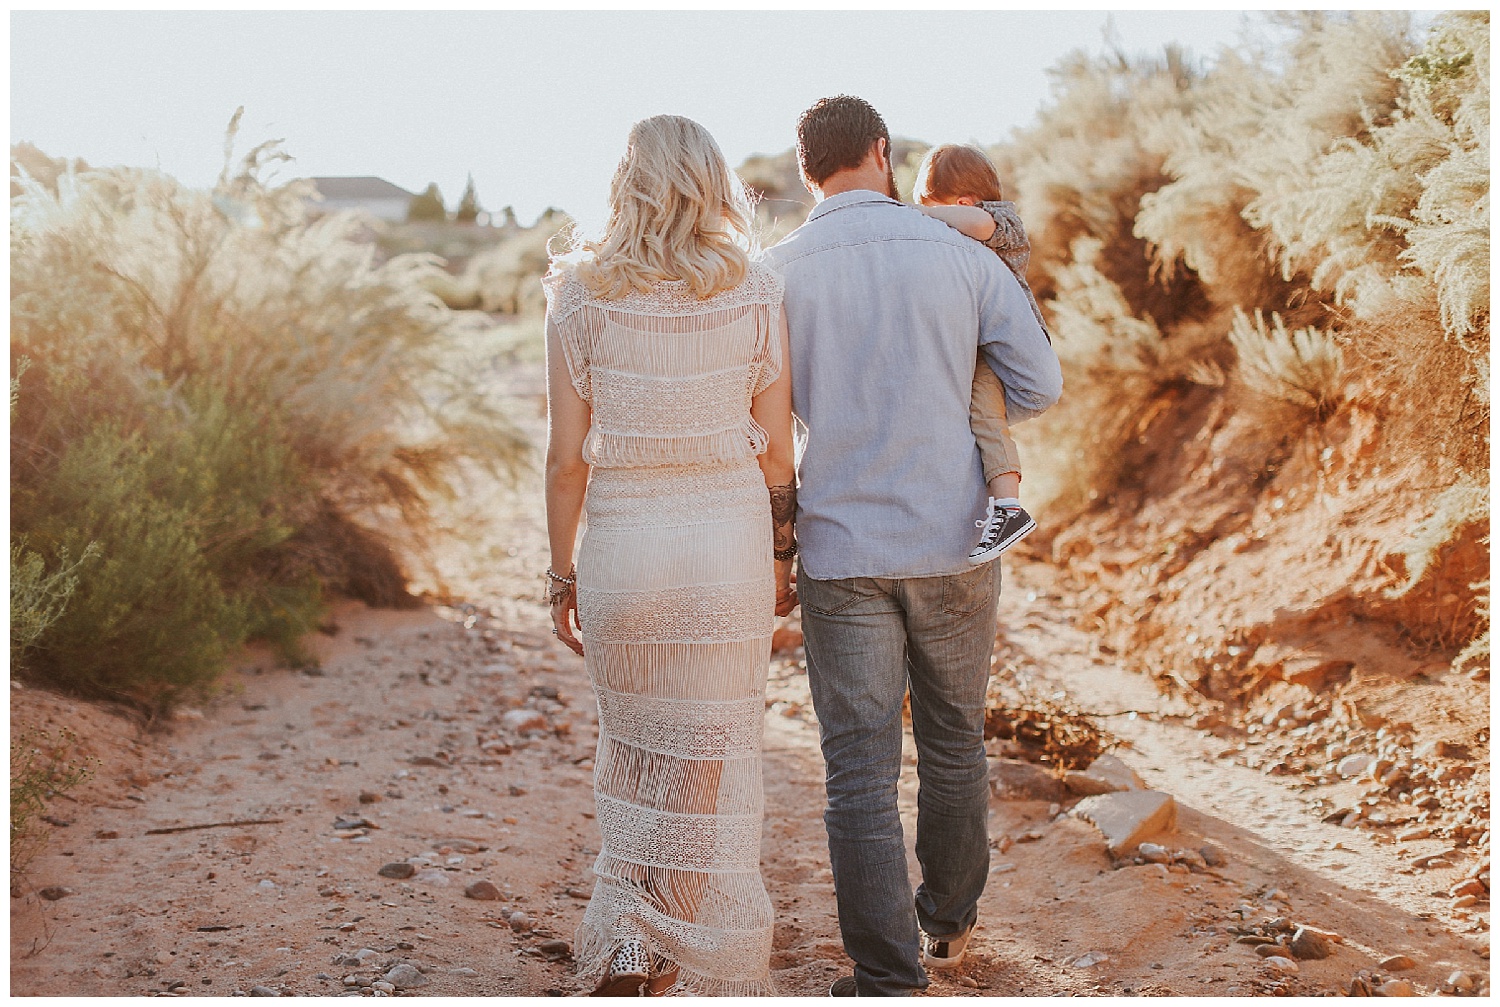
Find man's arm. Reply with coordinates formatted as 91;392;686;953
974;254;1062;424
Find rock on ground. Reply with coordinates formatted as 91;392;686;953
1072;790;1177;853
1289;927;1332;960
989;759;1066;802
383;964;428;990
1064;754;1146;796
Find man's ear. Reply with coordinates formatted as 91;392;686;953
873;137;891;170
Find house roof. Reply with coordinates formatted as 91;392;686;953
307;176;415;200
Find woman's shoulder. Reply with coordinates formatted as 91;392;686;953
677;263;782;311
738;261;785;301
541;262;582;296
547;261;782;320
541;265;591;321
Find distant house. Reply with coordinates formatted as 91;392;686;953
305;177;414;223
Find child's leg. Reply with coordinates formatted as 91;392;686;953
970;362;1023;502
989;471;1021;502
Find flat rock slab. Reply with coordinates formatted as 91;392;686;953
1073;790;1177;853
989;758;1066;802
1064;753;1146;796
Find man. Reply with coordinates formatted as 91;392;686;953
764;96;1062;996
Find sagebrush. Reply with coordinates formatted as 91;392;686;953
10;727;93;876
10;110;529;712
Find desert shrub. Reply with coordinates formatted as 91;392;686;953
420;267;481;310
1048;237;1167;376
462;213;568;316
15;423;251;708
10;727;93;876
1388;476;1489;598
1228;309;1343;414
10;538;98;672
9;361;102;672
990;45;1221;521
10;111;527;711
997;44;1210;326
1139;14;1414;316
1394;12;1490;347
996;13;1487;669
1453;580;1489;674
9;142;88;198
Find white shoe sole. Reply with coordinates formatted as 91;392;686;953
967;514;1037;565
922;939;971;970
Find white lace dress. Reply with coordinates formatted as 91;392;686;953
542;265;783;996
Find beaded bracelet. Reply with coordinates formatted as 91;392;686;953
544;567;576;606
773;542;798;562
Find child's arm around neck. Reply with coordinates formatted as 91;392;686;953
915;203;998;242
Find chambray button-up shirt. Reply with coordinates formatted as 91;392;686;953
763;189;1062;581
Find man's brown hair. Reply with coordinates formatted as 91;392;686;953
796;95;890;188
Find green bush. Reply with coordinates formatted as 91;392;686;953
10;538;98;671
18;423;248;709
12;379;333;709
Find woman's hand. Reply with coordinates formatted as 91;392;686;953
774;559;798;617
550;584;584;656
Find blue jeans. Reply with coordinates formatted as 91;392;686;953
797;561;1001;996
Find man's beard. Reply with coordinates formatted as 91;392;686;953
885;161;898;200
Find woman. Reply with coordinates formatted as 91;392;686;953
542;115;797;997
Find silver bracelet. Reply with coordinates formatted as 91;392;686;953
545;566;576;586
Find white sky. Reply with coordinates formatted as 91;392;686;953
14;11;1287;225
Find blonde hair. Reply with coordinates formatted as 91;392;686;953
557;115;756;301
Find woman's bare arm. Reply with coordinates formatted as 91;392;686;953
750;306;798;616
544;314;592;655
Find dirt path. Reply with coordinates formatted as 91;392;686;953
11;361;1489;997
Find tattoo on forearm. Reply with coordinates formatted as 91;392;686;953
769;483;797;553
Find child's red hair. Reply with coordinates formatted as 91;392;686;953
914;144;1004;204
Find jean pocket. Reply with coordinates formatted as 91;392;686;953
801;576;879;617
941;562;998;616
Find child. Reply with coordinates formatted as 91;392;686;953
913;144;1050;564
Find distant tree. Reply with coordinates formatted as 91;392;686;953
496;205;519;230
454;174;482;224
407;183;447;223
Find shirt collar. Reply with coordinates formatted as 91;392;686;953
807;189;903;221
